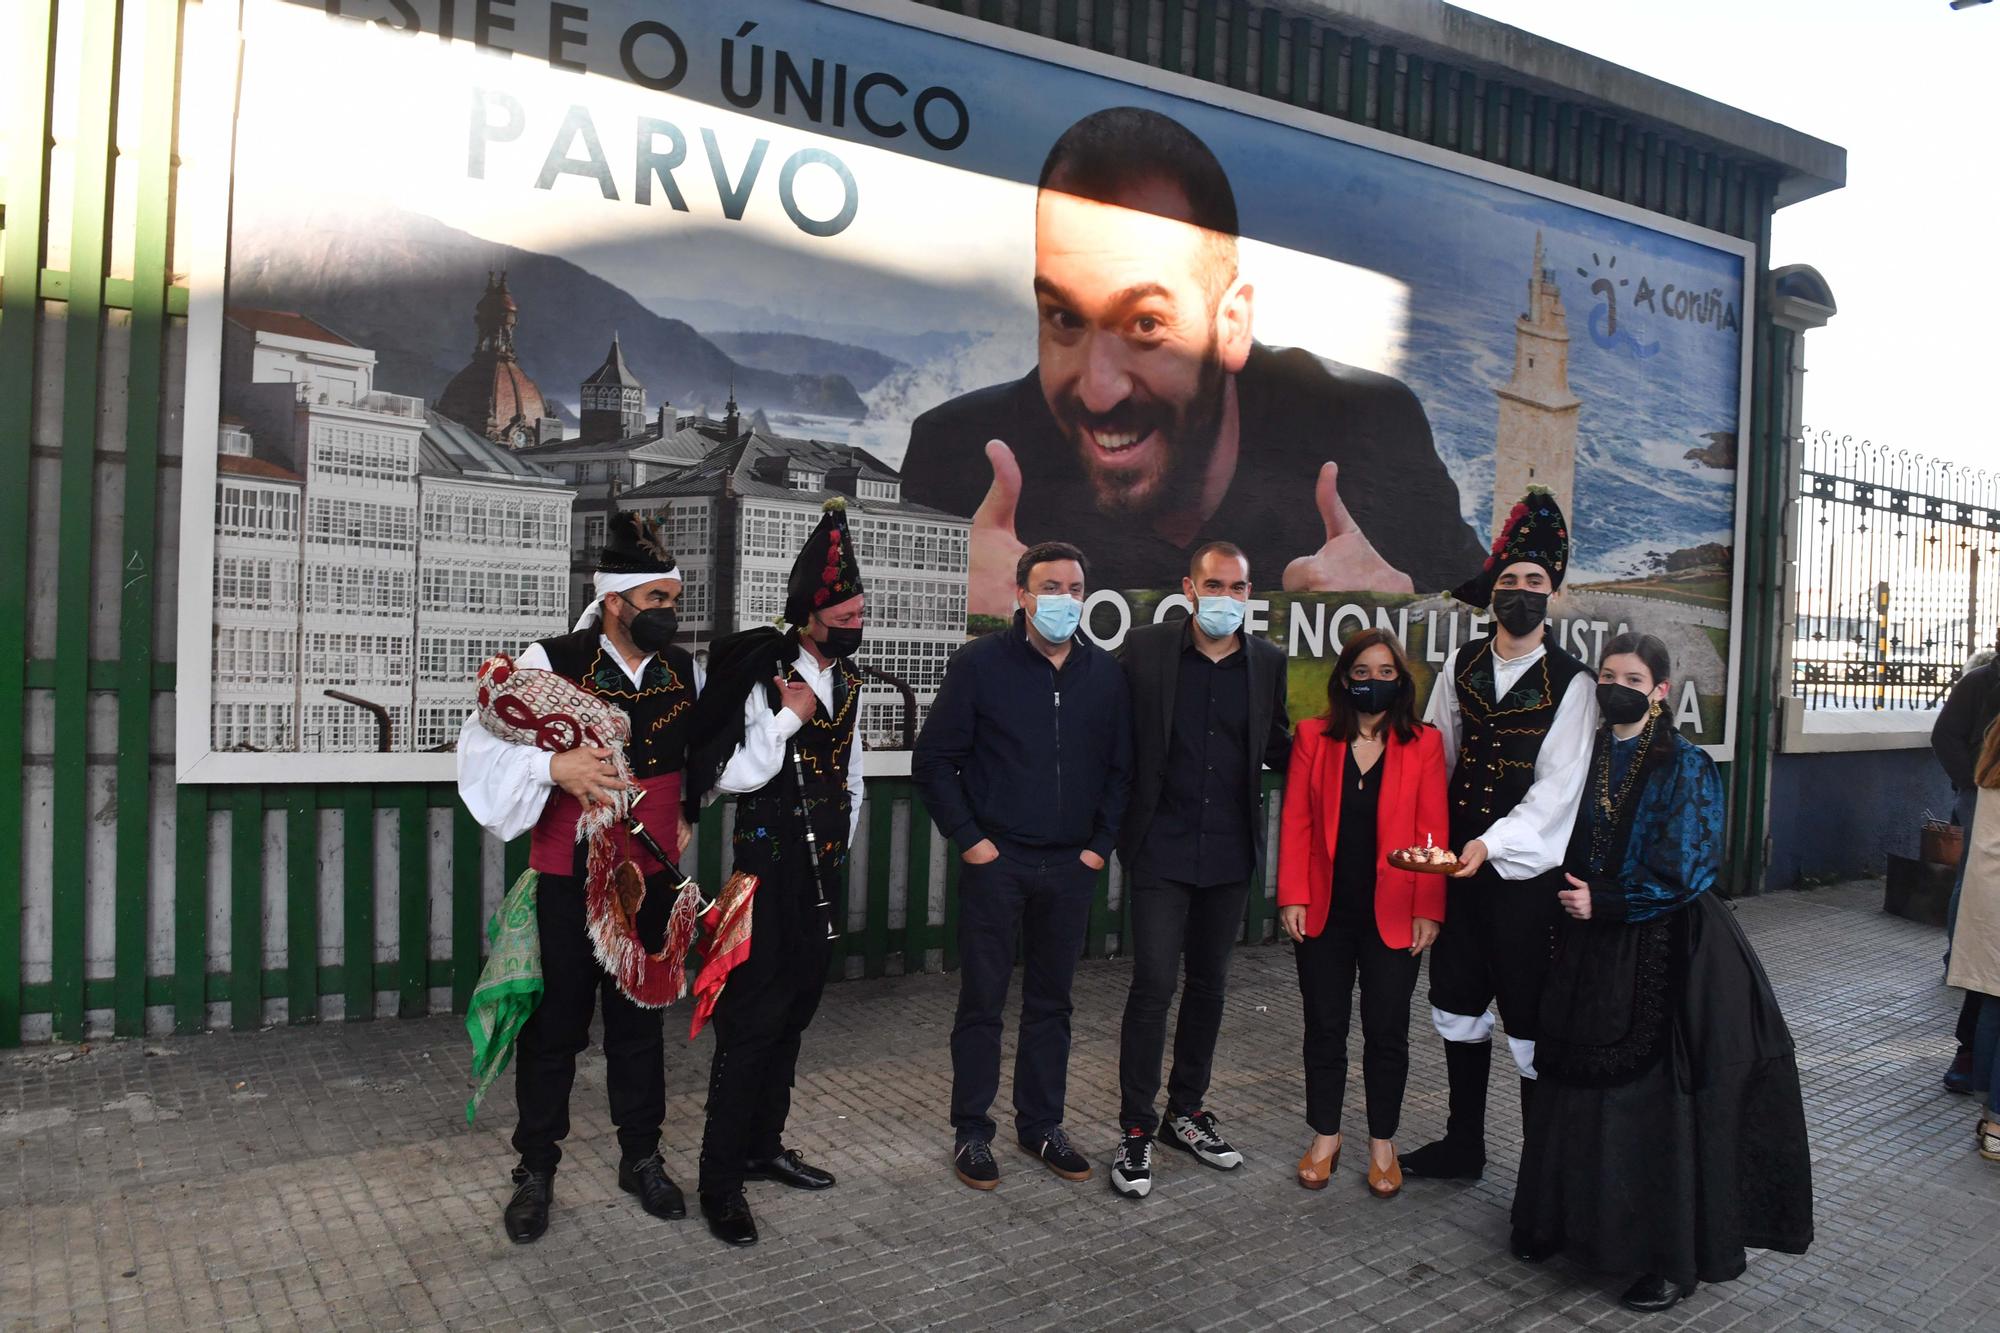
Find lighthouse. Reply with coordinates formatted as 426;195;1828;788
1490;232;1582;538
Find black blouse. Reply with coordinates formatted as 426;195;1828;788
1329;745;1382;922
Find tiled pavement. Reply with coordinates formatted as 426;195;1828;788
3;881;1998;1331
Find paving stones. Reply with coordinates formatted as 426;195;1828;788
1;882;1997;1330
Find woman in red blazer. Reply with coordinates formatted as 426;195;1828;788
1277;628;1447;1200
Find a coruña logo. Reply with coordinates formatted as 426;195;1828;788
1578;252;1739;361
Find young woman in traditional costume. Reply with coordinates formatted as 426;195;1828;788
1510;633;1814;1313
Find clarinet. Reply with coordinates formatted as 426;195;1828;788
788;744;841;942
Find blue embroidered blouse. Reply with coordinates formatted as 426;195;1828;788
1583;731;1727;923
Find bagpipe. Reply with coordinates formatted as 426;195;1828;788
472;654;754;1036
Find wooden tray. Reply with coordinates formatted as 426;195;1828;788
1387;850;1461;875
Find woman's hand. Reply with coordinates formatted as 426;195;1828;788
1558;873;1594;920
1409;917;1441;955
677;816;695;856
1279;905;1307;944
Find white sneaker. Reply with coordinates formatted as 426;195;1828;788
1161;1110;1244;1170
1109;1130;1153;1199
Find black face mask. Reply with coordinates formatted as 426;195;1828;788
1344;676;1402;715
1596;682;1654;726
1490;588;1549;637
616;595;678;654
813;624;864;659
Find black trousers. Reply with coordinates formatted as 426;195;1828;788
697;852;834;1197
512;869;670;1172
1116;876;1251;1133
1294;910;1421;1139
1427;865;1562;1039
949;852;1096;1143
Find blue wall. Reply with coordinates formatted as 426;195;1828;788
1766;748;1955;888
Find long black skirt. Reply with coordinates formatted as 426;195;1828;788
1511;893;1815;1286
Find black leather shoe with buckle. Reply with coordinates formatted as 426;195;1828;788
744;1147;836;1191
503;1165;554;1244
1619;1274;1696;1313
617;1152;687;1220
700;1189;759;1247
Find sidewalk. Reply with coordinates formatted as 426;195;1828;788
3;881;1996;1332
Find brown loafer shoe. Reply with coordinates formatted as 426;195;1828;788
1367;1154;1403;1199
1296;1138;1339;1190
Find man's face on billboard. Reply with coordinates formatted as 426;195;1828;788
1033;178;1253;519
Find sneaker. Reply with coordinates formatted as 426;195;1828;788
1109;1128;1153;1199
1018;1125;1092;1181
953;1138;999;1191
1160;1110;1244;1170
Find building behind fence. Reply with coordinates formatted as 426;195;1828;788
1792;429;2000;710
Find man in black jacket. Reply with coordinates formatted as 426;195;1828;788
1932;646;1999;1093
914;541;1134;1191
1109;541;1291;1199
899;105;1484;618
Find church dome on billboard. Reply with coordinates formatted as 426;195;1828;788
436;270;554;450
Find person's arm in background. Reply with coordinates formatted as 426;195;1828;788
913;646;987;857
1933;667;1983;791
1425;648;1461;780
1263;649;1293;773
1087;663;1133;867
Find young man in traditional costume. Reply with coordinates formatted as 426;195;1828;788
680;498;867;1247
456;512;699;1244
1400;489;1598;1182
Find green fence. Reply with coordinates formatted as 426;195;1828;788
0;0;1793;1047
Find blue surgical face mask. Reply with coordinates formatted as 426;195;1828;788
1194;595;1246;639
1029;593;1083;643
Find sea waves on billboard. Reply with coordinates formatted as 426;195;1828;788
849;329;1035;468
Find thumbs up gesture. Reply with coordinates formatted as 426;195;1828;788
969;438;1029;618
1282;461;1414;595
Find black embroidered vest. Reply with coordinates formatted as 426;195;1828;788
735;656;864;877
533;627;696;779
1447;632;1589;846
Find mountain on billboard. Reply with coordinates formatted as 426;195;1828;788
227;203;867;421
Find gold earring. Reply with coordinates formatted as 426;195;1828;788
1647;698;1663;718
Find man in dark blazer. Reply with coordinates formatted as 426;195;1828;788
1108;541;1291;1199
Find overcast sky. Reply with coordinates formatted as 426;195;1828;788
1455;0;1996;471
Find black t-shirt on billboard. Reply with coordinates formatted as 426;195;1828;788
900;343;1487;597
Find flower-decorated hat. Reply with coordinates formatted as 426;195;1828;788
1451;486;1569;609
783;497;864;625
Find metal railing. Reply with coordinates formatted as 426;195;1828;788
1793;429;2000;709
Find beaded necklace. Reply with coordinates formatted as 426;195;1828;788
1587;716;1656;869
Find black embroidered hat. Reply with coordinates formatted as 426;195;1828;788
597;511;677;575
784;497;864;624
1452;486;1569;609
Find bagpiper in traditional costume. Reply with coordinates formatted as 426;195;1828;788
456;512;700;1244
1399;488;1598;1182
680;497;866;1246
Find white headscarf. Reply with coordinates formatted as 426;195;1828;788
572;568;683;633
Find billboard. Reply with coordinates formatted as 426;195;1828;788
176;0;1752;782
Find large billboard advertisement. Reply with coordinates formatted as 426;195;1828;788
176;0;1751;782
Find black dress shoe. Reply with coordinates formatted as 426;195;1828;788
618;1151;687;1220
1509;1227;1559;1263
745;1147;836;1191
700;1189;759;1247
1620;1274;1696;1313
503;1165;554;1244
1398;1136;1487;1180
